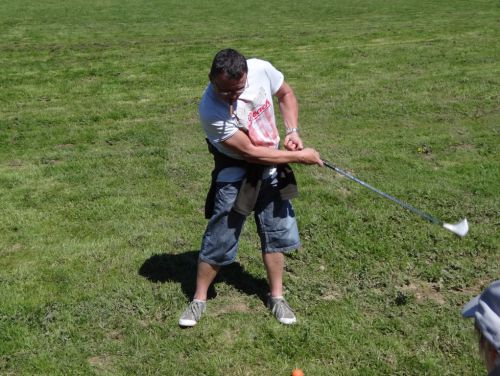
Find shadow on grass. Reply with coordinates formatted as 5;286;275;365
138;250;269;303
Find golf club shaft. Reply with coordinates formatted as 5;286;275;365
322;160;442;225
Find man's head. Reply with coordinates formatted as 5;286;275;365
209;48;248;103
462;280;500;372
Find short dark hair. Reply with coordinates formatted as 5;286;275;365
209;48;248;80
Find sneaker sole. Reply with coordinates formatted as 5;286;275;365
278;317;296;325
179;319;197;327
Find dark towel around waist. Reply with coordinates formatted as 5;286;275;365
204;139;299;219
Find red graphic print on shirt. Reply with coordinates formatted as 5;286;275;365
247;99;279;147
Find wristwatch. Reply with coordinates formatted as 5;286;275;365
286;128;299;135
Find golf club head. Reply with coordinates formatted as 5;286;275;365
443;218;469;237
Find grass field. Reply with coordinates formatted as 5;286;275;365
1;0;499;374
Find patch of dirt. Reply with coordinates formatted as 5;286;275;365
321;291;342;301
88;354;113;371
8;160;23;167
6;244;23;254
320;284;342;301
107;330;124;341
213;302;251;316
451;143;476;151
401;281;445;305
457;278;495;296
337;186;351;197
222;327;240;345
138;319;149;328
41;159;62;165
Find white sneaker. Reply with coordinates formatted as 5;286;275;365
267;296;296;325
179;300;206;327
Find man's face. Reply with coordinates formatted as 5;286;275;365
210;72;248;104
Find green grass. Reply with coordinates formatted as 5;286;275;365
1;0;499;374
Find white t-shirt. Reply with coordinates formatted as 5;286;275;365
199;59;284;181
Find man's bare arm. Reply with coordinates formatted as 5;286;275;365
222;130;322;166
275;81;304;151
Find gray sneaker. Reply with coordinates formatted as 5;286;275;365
267;296;296;325
179;300;206;327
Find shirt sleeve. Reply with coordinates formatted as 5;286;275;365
262;60;284;95
203;118;239;144
199;87;240;144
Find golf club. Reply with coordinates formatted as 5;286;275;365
321;159;469;237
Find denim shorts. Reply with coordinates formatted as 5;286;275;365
199;175;301;266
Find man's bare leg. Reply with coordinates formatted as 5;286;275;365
194;260;220;301
262;252;296;324
262;252;284;297
179;260;219;327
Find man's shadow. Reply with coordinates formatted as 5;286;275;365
138;250;269;303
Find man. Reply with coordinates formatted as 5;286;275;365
179;48;323;327
462;280;500;375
